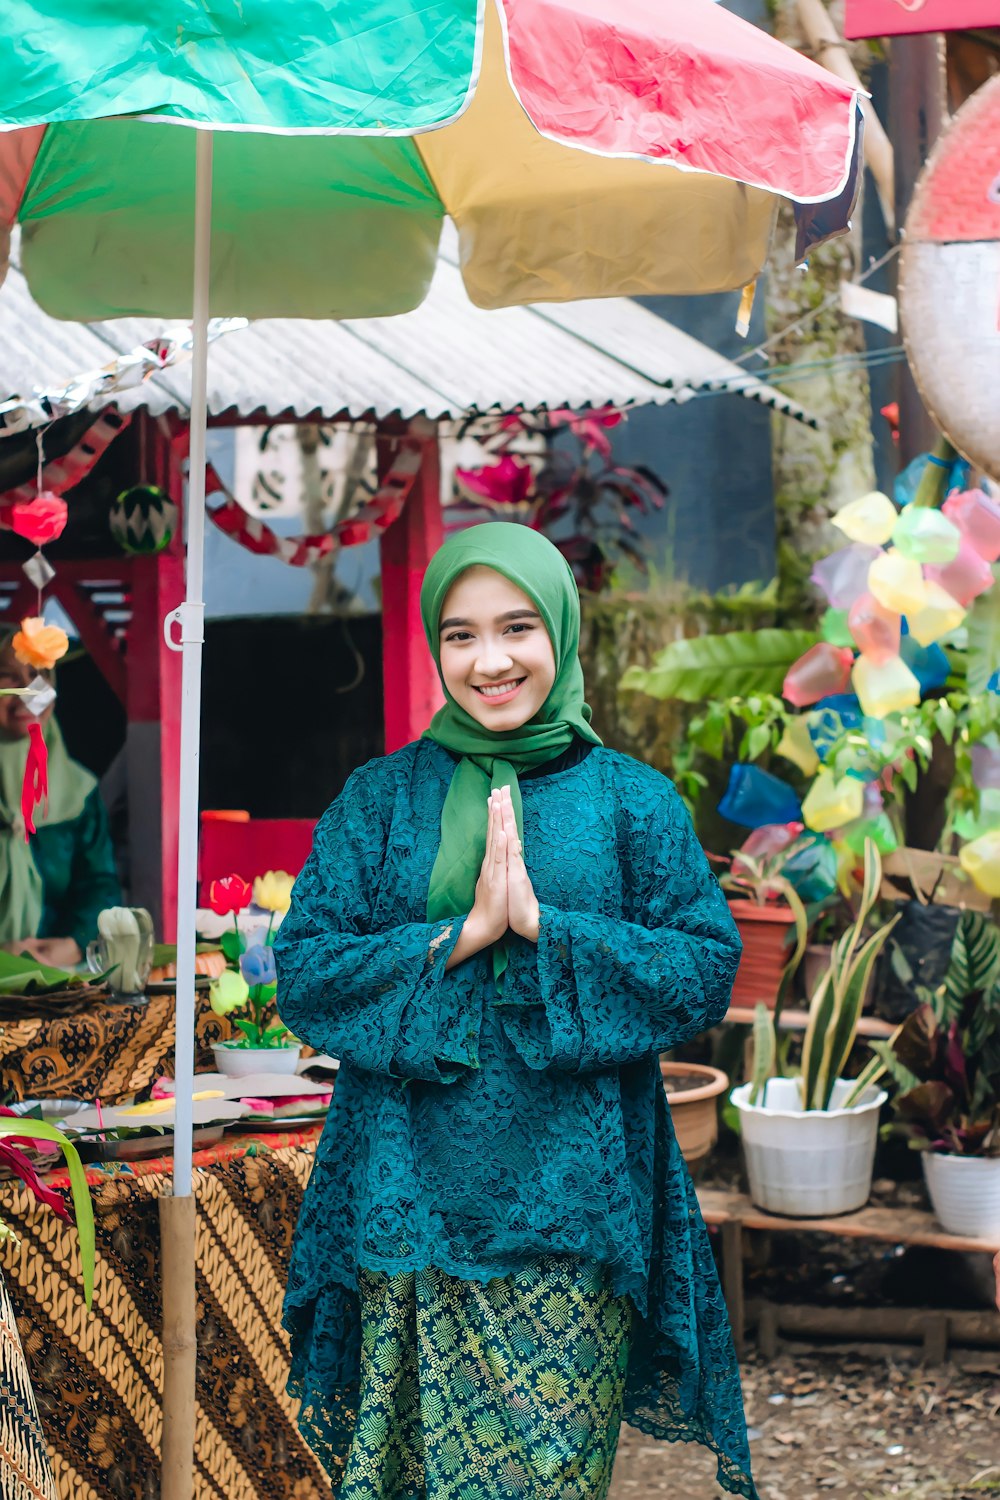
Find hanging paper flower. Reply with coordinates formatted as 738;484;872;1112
208;874;252;916
10;493;68;547
252;869;295;913
12;617;69;672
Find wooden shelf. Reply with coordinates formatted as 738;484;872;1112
725;1006;894;1038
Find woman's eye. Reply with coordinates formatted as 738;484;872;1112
445;631;472;643
505;623;533;635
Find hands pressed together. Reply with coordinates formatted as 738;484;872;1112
445;786;539;971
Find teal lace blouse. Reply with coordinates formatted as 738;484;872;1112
274;740;757;1499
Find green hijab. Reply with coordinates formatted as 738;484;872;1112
420;523;602;952
0;718;95;945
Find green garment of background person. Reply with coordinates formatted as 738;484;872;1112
0;638;121;966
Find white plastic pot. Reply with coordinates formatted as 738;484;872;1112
922;1152;1000;1239
211;1043;302;1078
731;1077;887;1218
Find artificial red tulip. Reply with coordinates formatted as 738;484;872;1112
208;874;252;916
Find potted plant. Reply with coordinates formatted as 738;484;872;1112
716;839;810;1011
660;1060;729;1177
870;910;1000;1238
205;872;302;1077
731;842;897;1216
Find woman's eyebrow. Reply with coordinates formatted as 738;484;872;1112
439;608;540;631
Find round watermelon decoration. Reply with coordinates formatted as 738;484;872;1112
109;484;178;555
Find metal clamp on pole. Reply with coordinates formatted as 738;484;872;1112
163;601;205;652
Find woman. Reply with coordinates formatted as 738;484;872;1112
275;524;757;1500
0;635;121;965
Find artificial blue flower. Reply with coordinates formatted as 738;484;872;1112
239;943;277;987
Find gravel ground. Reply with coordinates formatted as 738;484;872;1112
609;1349;1000;1500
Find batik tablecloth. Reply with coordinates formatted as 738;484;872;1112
1;1129;326;1499
0;991;231;1104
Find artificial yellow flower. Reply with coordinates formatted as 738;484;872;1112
12;616;69;672
253;869;295;913
209;969;250;1017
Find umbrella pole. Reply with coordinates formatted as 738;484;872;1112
161;124;214;1500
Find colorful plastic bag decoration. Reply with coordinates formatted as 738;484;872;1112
801;770;864;833
848;592;900;664
811;543;881;610
990;670;1000;694
718;764;802;829
894;452;970;509
899;633;949;695
942;487;1000;563
925;539;995;606
807;693;862;761
852;653;921;718
867;550;927;616
782;642;854;707
820;608;853;648
954;789;1000;842
775;716;820;776
781;832;839;903
732;821;803;875
831;491;897;546
891;505;961;566
959;830;1000;898
907;580;966;647
840;812;898;856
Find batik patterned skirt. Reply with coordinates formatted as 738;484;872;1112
334;1255;634;1500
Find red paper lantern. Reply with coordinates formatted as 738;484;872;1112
10;492;68;547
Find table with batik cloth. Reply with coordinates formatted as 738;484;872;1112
0;991;232;1104
1;1127;330;1500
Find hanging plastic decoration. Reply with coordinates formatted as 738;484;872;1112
959;830;1000;898
907;580;966;647
717;764;802;829
806;693;862;761
891;505;961;566
894;451;970;509
781;831;839;902
831;491;897;546
899;633;950;695
852;653;921;718
820;608;853;647
4;442;70;837
782;642;854;707
109;484;179;555
775;716;820;776
925;538;995;605
847;592;900;663
990;670;1000;694
867;549;927;616
941;488;1000;563
801;769;864;833
811;543;881;610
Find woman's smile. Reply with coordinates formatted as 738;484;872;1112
472;676;527;704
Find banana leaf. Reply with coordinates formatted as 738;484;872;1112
621;629;818;702
0;950;103;995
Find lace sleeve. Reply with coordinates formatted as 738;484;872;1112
496;778;740;1072
273;767;480;1083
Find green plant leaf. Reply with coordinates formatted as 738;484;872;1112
966;564;1000;695
749;1003;776;1106
943;911;1000;1020
621;629;818;702
220;931;243;964
0;1119;94;1307
232;1017;263;1045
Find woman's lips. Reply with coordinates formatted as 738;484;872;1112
472;677;526;706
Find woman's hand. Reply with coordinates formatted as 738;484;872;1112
499;786;540;943
445;792;509;969
3;937;82;967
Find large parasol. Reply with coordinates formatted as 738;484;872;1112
0;3;860;1488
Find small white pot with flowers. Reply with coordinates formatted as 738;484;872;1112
207;871;300;1077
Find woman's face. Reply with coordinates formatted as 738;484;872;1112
438;566;556;732
0;643;52;741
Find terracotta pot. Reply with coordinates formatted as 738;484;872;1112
727;900;797;1010
660;1061;729;1176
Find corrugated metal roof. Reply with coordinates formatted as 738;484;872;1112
0;228;818;426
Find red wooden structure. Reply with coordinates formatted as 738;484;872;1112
0;412;444;938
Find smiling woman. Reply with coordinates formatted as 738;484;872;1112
273;522;756;1500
